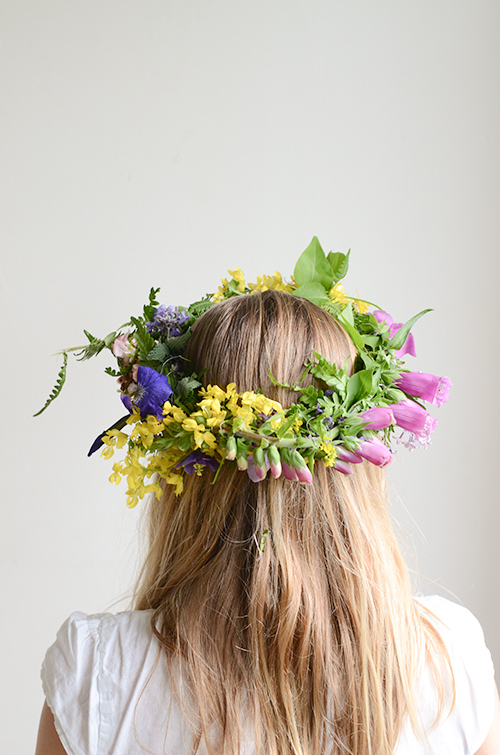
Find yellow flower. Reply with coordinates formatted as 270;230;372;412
328;282;349;305
109;462;123;485
248;271;295;294
212;268;246;301
319;441;337;467
353;293;369;314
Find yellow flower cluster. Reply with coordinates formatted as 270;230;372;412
248;271;295;294
102;384;285;506
319;441;337;467
212;268;295;302
213;267;246;302
327;283;369;313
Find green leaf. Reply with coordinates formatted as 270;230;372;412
103;331;117;348
146;342;169;362
346;369;374;409
294;236;334;289
34;353;68;416
327;249;350;284
293;282;329;306
130;317;156;360
338;307;365;350
388;309;432;351
143;287;161;322
75;330;106;361
189;298;213;318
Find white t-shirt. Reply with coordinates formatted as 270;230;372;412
41;596;495;755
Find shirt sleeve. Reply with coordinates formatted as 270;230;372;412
418;595;495;754
41;612;105;755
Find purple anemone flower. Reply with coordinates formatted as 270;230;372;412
173;450;218;475
146;305;190;337
373;310;417;358
134;366;173;418
395;372;452;407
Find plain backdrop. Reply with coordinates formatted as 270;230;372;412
1;1;499;751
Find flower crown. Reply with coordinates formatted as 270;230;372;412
36;237;451;508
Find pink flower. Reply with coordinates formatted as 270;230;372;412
112;334;136;364
335;446;363;464
360;407;395;431
389;399;437;441
333;459;354;475
396;372;452;407
292;451;313;484
356;437;393;467
281;461;298;481
373;310;417;358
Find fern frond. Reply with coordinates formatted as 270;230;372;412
34;353;68;417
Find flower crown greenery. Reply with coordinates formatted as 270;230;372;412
35;237;451;508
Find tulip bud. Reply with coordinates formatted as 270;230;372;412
225;436;237;461
253;447;267;480
291;450;313;484
267;445;282;478
280;448;298;480
335;446;363;464
236;440;248;471
333;459;354;475
360;407;395;431
356;437;393;467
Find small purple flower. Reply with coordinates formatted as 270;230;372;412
359;407;396;431
134;366;173;418
174;450;218;475
389;399;437;442
395;372;452;407
356;437;393;467
146;305;190;337
373;310;417;358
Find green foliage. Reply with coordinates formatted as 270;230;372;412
34;353;68;417
75;330;107;361
143;287;161;322
388;309;432;351
130;317;156;361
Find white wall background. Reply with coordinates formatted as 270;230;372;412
1;1;499;750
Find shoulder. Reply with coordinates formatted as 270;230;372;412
406;596;495;754
41;610;159;755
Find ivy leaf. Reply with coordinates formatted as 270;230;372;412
34;353;68;416
346;369;374;409
294;236;334;290
327;249;350;283
388;309;432;351
293;281;329;306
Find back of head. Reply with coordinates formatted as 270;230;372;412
135;291;437;755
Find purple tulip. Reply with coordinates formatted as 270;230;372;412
395;372;452;407
389;399;437;441
356;437;393;467
333;459;354;475
373;310;417;358
173;450;218;475
360;407;396;431
291;451;313;484
335;446;364;464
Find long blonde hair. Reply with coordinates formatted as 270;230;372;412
135;291;451;755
